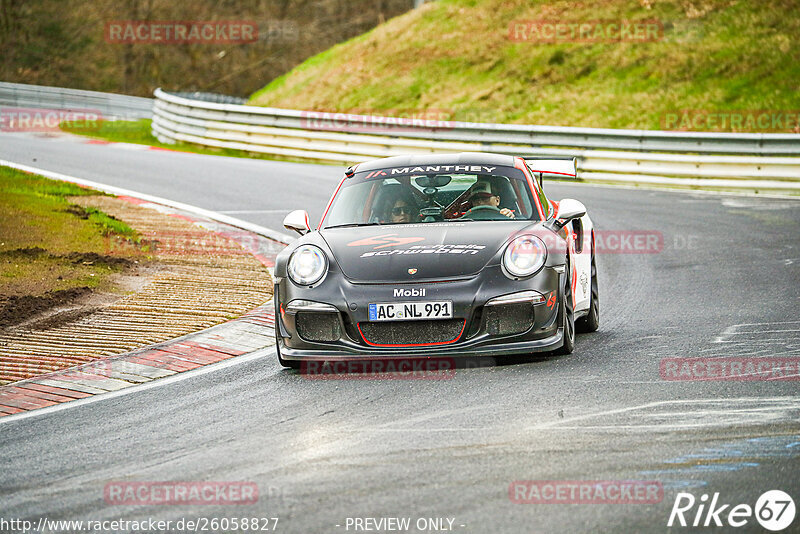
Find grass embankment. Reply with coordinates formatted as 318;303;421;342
249;0;800;131
60;119;330;164
61;119;231;156
62;120;159;147
0;166;142;327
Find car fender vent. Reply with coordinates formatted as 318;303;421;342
296;312;341;342
485;303;534;336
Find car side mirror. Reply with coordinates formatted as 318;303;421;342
283;210;311;235
549;199;586;230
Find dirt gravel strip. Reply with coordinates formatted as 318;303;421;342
0;303;275;416
0;194;285;416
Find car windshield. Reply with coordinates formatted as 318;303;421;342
321;165;538;228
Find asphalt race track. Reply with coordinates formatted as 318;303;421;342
1;132;799;533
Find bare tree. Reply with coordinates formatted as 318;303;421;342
0;0;415;96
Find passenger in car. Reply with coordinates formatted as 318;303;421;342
383;189;419;224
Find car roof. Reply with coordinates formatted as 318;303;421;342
353;152;517;174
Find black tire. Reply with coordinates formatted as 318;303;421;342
276;330;300;369
556;265;575;355
576;247;600;333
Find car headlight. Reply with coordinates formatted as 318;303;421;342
288;245;328;286
503;235;547;278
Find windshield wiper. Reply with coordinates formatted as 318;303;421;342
323;223;382;229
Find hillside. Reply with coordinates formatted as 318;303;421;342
249;0;800;131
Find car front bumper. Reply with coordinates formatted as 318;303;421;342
275;265;566;361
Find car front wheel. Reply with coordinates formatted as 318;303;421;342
556;265;575;355
576;246;599;333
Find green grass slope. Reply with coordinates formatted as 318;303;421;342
249;0;800;131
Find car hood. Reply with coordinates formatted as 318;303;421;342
321;221;539;282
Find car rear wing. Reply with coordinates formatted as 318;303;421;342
524;157;578;180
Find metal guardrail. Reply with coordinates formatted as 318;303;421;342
168;91;247;106
0;82;152;120
151;88;800;190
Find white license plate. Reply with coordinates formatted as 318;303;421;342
368;301;453;322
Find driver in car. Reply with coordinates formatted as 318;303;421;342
461;180;515;220
382;188;419;224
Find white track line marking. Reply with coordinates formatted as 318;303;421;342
328;398;800;433
0;160;288;424
552;179;800;201
0;159;294;244
724;329;800;335
526;397;800;431
219;209;290;214
713;321;800;343
0;348;274;425
727;320;800;328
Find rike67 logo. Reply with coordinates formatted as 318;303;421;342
668;490;795;531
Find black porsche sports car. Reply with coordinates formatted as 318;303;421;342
274;152;598;368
